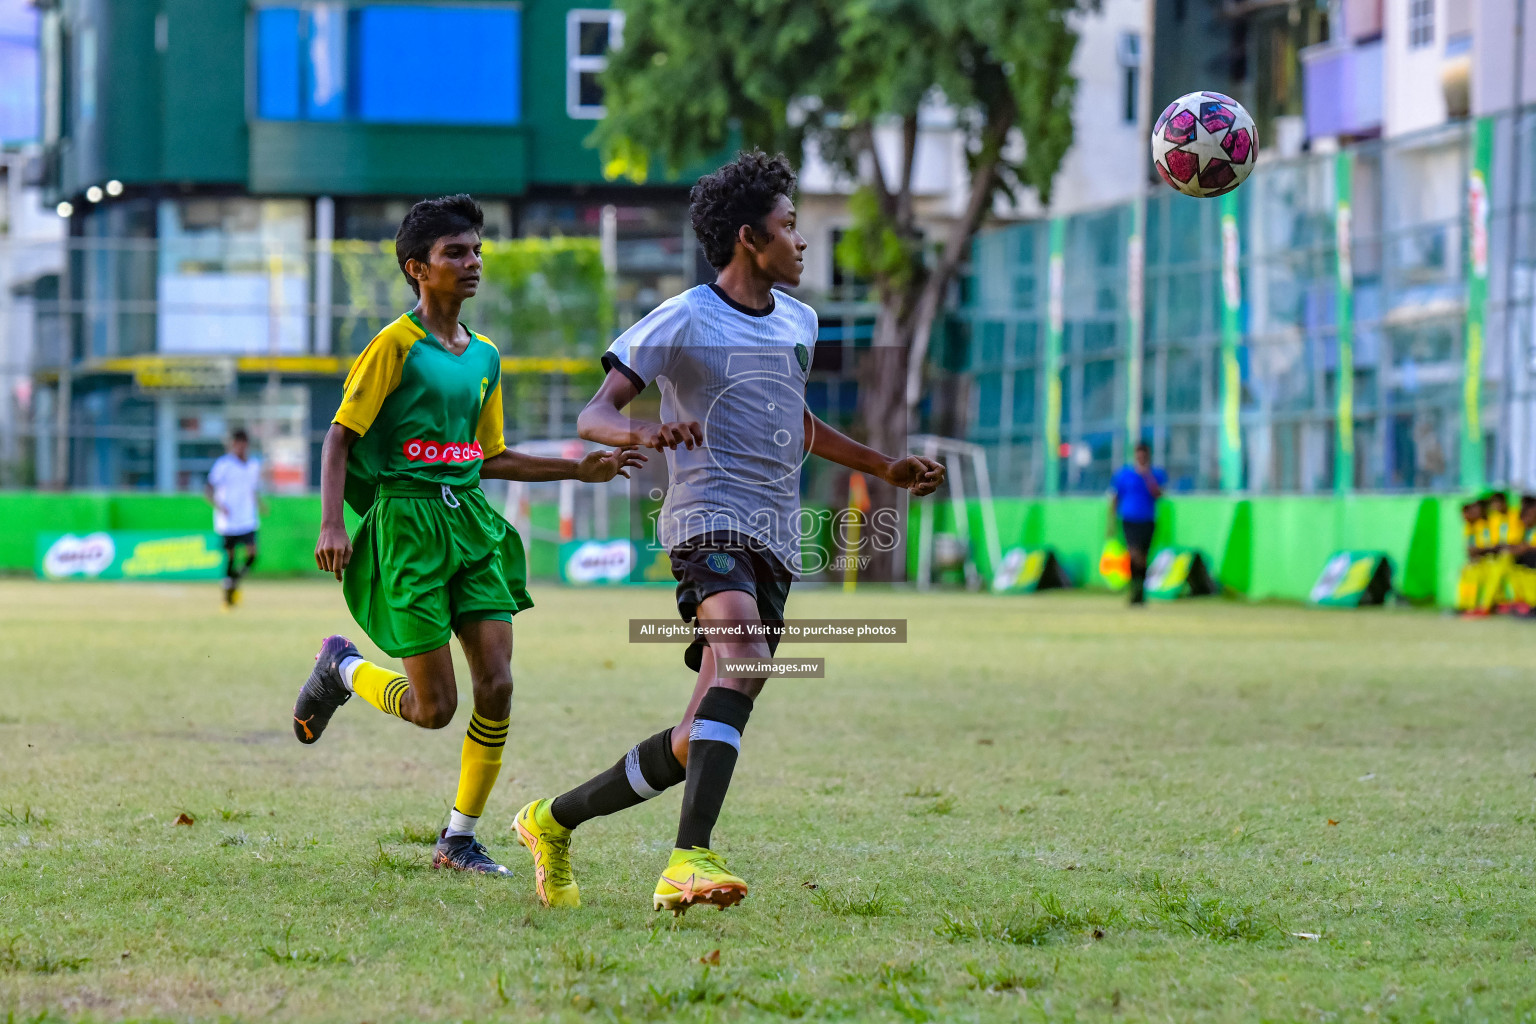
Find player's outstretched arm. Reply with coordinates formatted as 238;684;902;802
316;423;359;581
576;368;703;451
480;446;647;483
803;410;945;496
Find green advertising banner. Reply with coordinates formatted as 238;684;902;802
556;538;674;585
1218;192;1243;491
1126;198;1146;449
37;531;226;581
1044;218;1065;496
1334;150;1355;493
1463;117;1493;491
990;547;1070;594
1308;550;1394;607
1145;546;1219;600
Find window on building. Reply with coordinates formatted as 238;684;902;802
1117;32;1141;124
255;4;521;124
567;9;624;119
1408;0;1434;49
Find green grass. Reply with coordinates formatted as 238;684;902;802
2;579;1536;1021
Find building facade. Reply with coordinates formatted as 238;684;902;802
27;0;710;491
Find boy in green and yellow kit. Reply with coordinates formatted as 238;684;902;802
290;195;643;875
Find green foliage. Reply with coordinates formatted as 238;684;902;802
1138;873;1277;943
393;822;440;846
258;925;350;967
835;187;921;295
595;0;1082;413
810;882;892;916
0;806;49;828
596;0;1080;195
0;936;89;975
478;237;614;357
330;237;612;358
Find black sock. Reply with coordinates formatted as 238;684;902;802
549;728;686;830
1130;560;1147;601
240;550;256;579
675;687;754;850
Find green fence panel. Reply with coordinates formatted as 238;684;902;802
107;495;207;531
1035;499;1107;585
1246;499;1346;600
0;492;113;568
1156;497;1246;591
1333;496;1438;603
0;492;1475;606
1433;496;1470;609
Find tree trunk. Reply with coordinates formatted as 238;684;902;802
846;103;1012;583
853;300;919;583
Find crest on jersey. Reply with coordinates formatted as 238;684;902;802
479;377;490;403
794;343;809;371
706;552;736;574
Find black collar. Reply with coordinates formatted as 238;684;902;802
708;283;775;317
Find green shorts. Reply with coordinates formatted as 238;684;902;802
343;481;533;658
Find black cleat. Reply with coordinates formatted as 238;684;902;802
433;830;514;876
292;634;358;744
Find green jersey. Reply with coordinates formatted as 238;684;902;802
334;311;505;515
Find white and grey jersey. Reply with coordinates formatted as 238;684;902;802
603;283;819;575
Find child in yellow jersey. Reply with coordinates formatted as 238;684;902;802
1484;491;1517;612
1512;496;1536;613
289;195;646;876
1458;499;1490;615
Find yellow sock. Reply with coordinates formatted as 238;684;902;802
1457;564;1479;611
349;660;411;718
452;711;508;823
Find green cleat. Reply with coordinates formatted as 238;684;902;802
515;799;580;908
653;846;747;915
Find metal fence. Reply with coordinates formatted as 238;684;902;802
960;109;1536;496
0;234;614;489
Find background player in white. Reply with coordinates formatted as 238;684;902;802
205;428;264;607
513;150;946;914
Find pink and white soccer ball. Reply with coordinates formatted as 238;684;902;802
1151;91;1258;199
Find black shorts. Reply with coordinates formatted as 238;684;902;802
670;531;793;672
222;531;257;550
1122;519;1155;554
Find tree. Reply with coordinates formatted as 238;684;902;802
596;0;1083;578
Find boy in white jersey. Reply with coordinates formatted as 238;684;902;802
514;151;946;914
205;428;264;607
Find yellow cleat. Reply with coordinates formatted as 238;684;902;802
514;799;580;908
653;847;747;915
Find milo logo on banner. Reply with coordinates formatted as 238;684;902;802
560;539;638;585
41;533;117;578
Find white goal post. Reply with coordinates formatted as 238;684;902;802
908;434;1002;592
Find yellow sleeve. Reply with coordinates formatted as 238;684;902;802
476;378;506;459
334;334;407;436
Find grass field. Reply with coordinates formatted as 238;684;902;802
3;580;1536;1022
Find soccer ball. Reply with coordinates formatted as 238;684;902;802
1151;91;1258;199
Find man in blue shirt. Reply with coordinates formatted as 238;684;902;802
1108;442;1166;605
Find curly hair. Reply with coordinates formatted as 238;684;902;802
689;151;797;270
395;194;484;296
